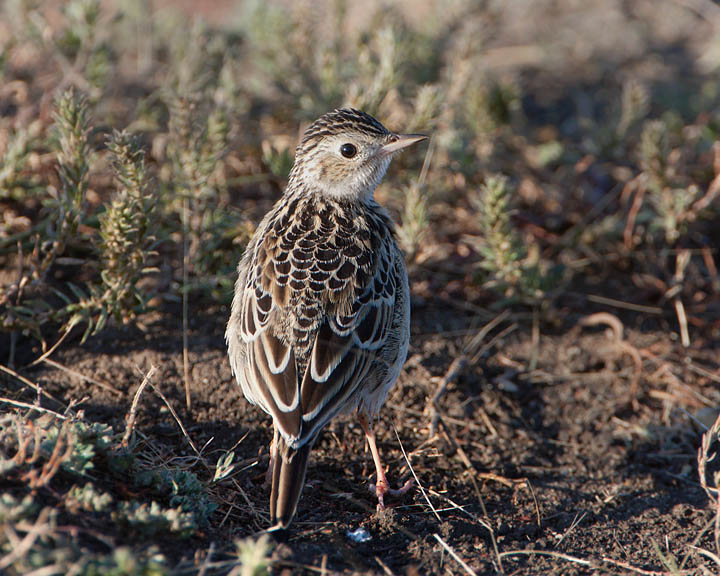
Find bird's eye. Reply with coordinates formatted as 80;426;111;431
340;143;357;158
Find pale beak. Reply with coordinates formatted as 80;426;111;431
381;133;428;155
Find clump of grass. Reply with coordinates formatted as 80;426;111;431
0;414;114;487
115;501;196;538
135;467;217;527
68;130;158;337
470;175;557;304
60;0;114;91
0;407;216;574
116;464;217;539
240;0;345;117
262;140;294;181
1;99;162;346
6;0;113;97
161;16;237;291
43;419;114;476
638;117;704;245
474;175;524;288
45;88;92;278
65;483;113;513
436;57;520;177
0;121;43;199
407;84;443;134
616;78;650;138
396;133;433;262
465;79;519;142
346;25;399;115
160;32;246;300
397;180;430;261
0;494;36;524
100;130;157;312
0;499;169;576
231;534;272;576
80;546;168;576
241;1;429;121
0;88;93;346
166;91;236;301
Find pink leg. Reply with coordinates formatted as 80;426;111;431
358;414;414;511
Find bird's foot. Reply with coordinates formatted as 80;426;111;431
369;478;415;511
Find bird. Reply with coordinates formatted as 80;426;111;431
226;108;427;529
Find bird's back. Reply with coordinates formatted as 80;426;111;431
226;192;408;448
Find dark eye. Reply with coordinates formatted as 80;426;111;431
340;143;357;158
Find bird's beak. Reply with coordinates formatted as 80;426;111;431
381;133;428;155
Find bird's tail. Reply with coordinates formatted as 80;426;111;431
269;435;313;530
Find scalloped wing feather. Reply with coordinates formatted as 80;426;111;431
231;195;400;449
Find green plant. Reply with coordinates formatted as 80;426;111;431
80;546;168;576
474;175;523;286
0;499;169;575
0;414;114;486
43;419;114;476
5;0;114;96
66;483;113;513
46;88;92;278
397;181;430;261
231;534;272;576
346;26;398;116
240;0;345;117
470;175;556;303
0;494;37;524
91;130;157;330
0;88;93;344
133;466;217;527
115;501;196;538
407;84;443;133
639;118;704;245
0;409;209;574
616;78;650;138
0;121;43;198
262;141;294;180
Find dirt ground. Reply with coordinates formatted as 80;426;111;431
12;285;719;575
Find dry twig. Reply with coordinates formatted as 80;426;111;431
122;364;158;447
433;533;477;576
393;425;440;522
697;410;720;555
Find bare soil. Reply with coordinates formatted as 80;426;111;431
10;288;719;575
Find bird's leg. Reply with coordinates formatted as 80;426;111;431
265;427;278;489
358;413;414;511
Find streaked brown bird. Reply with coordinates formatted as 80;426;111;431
226;108;426;529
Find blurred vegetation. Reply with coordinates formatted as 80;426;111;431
2;0;717;355
1;0;720;572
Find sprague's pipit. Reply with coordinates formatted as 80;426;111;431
226;108;426;529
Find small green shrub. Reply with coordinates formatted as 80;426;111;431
115;501;196;538
470;175;558;304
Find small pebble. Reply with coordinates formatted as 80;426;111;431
346;527;372;543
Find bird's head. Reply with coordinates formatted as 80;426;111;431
289;108;427;200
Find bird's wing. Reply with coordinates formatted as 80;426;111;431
236;197;399;448
237;240;302;443
298;244;398;441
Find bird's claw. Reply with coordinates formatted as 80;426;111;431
368;478;415;511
